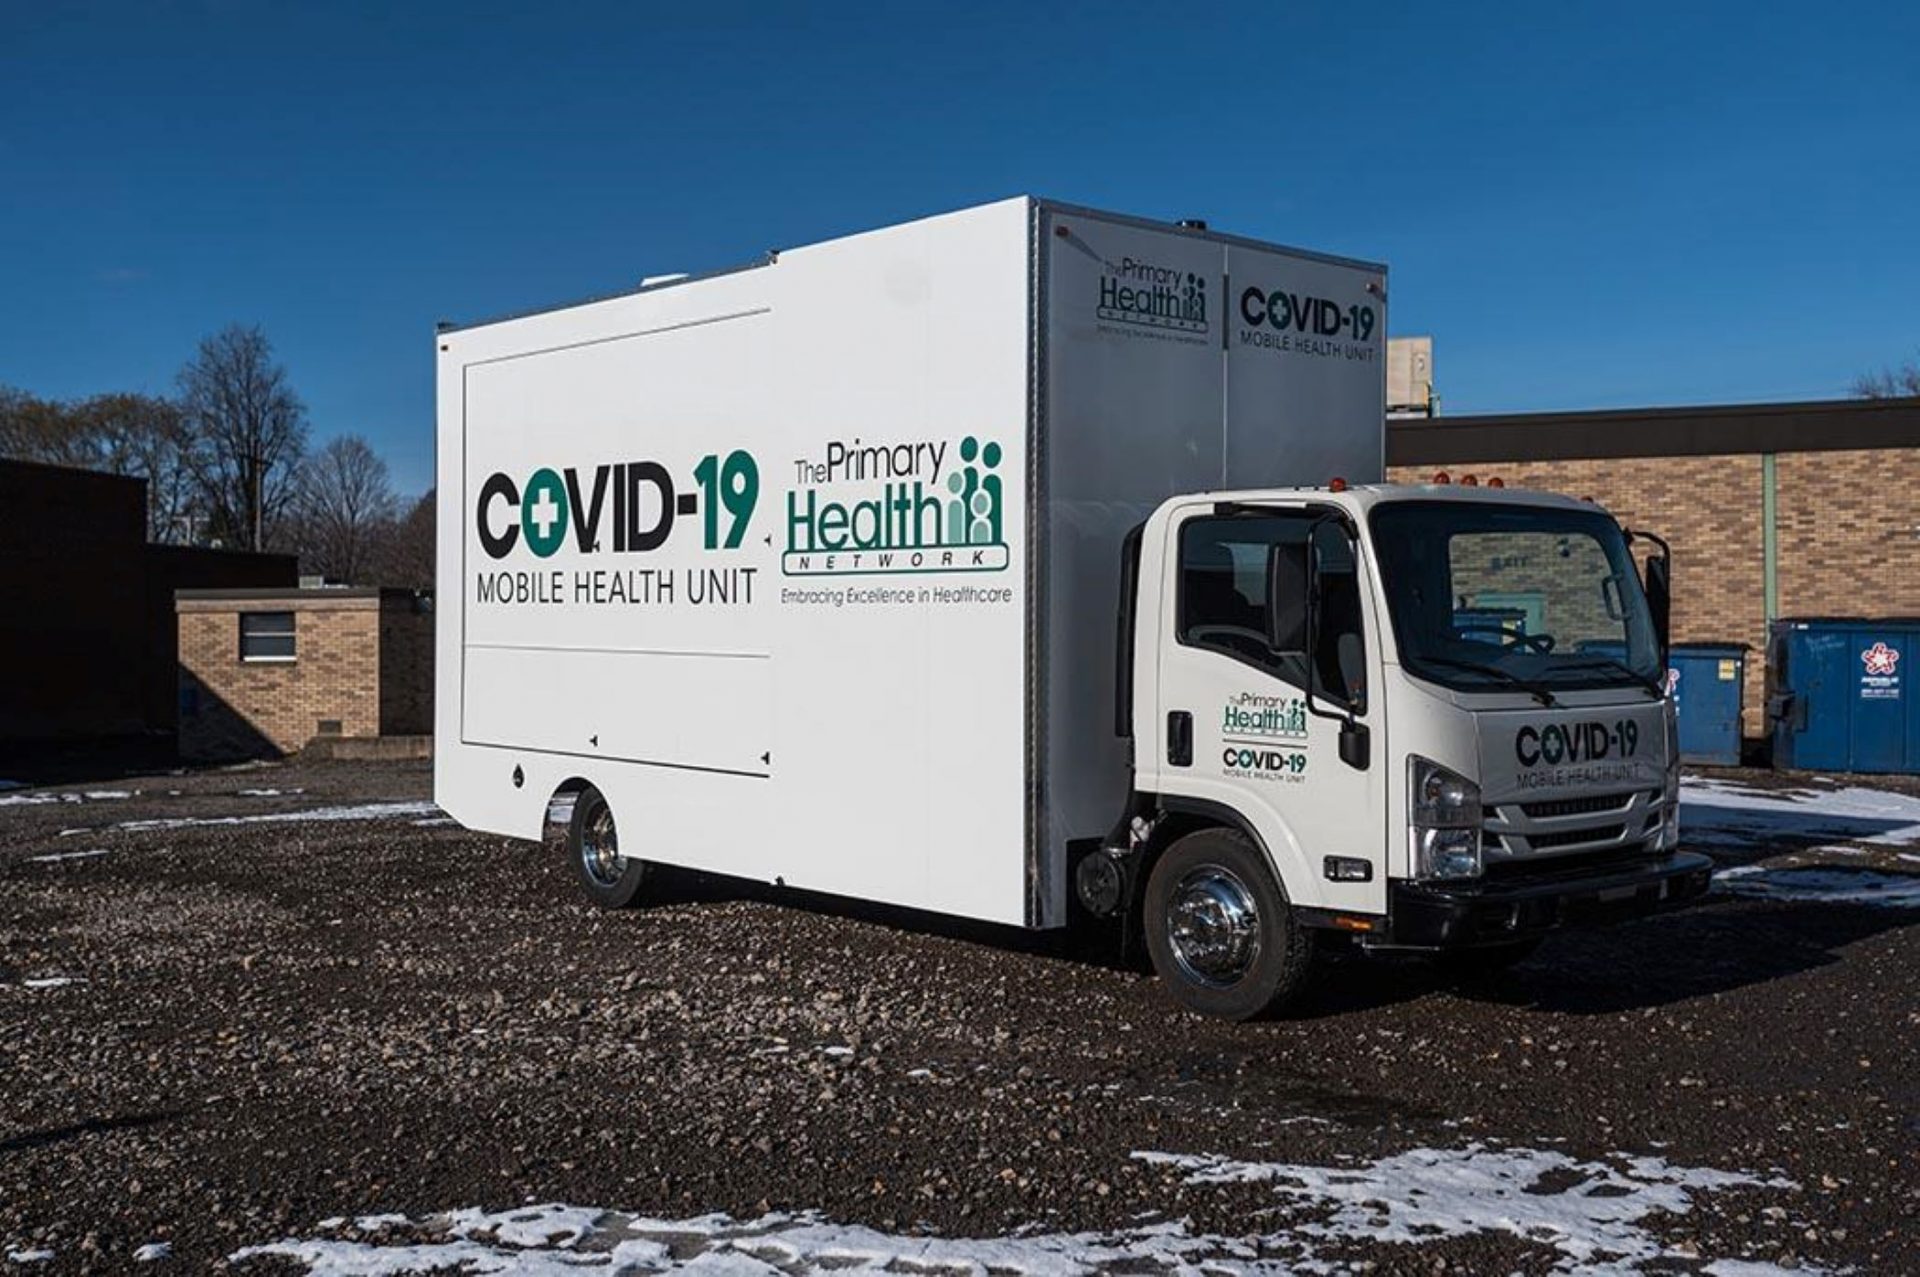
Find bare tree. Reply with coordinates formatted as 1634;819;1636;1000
0;385;93;466
177;325;308;550
2;386;205;542
71;393;203;543
1854;353;1920;399
293;434;399;583
374;488;436;589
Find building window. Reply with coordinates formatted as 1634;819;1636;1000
239;611;296;662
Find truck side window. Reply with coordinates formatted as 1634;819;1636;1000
1178;514;1364;709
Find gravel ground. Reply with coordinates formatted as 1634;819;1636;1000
1;759;1916;1273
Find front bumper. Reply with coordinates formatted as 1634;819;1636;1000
1379;850;1713;950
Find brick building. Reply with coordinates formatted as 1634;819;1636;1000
1386;397;1920;739
176;588;433;760
0;458;295;744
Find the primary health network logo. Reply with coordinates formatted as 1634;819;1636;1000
784;434;1009;576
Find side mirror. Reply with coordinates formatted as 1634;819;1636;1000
1265;542;1308;653
1644;554;1672;661
1338;719;1370;770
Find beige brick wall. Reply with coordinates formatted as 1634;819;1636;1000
1775;449;1920;621
178;597;381;760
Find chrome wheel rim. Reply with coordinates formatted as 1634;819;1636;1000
579;800;626;887
1167;866;1261;988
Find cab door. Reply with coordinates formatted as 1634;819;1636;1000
1152;505;1386;915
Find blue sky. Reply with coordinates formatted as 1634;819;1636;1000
3;3;1916;495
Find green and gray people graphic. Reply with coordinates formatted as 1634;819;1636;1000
946;436;1003;546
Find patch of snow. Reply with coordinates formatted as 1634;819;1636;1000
4;1249;54;1264
116;801;441;832
447;1205;604;1249
1136;1142;1800;1275
1714;865;1920;908
20;977;82;990
133;1241;172;1262
0;788;135;807
411;816;458;827
26;848;111;864
1683;777;1920;851
233;1144;1809;1275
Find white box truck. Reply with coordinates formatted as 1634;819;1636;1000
435;197;1710;1018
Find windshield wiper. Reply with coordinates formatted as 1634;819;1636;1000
1552;655;1665;698
1415;655;1558;707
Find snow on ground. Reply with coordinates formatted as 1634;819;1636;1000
231;1144;1808;1276
113;800;442;833
25;847;110;864
1682;777;1920;851
3;1249;54;1264
133;1241;172;1262
0;789;137;807
1715;865;1920;908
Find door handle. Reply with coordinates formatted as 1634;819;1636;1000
1167;711;1193;767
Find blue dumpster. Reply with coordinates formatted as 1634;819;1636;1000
1769;619;1920;774
1667;644;1746;766
1575;640;1746;765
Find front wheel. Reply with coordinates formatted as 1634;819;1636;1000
568;786;647;908
1143;827;1317;1020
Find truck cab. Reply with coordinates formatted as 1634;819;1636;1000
1105;482;1712;1018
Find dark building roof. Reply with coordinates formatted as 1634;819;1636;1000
1387;397;1920;466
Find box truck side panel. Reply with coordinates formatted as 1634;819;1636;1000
763;198;1033;924
1036;208;1230;922
438;198;1035;927
1222;242;1386;488
460;309;776;778
1034;207;1387;916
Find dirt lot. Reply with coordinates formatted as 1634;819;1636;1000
2;759;1917;1273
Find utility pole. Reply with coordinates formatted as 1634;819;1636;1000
249;451;267;551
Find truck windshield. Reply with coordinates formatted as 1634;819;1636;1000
1367;500;1661;694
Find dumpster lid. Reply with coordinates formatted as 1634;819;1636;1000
1772;617;1920;630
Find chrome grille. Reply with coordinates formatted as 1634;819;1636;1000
1484;788;1662;860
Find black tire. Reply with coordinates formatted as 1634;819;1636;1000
567;786;646;908
1434;937;1543;982
1143;827;1317;1020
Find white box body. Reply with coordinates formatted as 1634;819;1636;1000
435;197;1386;928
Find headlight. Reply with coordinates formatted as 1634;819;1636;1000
1409;756;1483;880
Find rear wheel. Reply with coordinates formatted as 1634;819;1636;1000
1144;827;1317;1020
568;786;646;908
